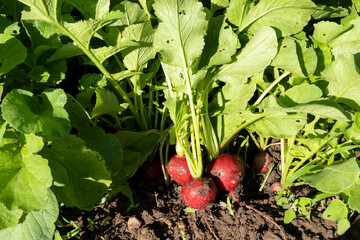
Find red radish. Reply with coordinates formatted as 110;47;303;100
270;182;283;193
167;155;192;185
181;177;217;209
252;151;272;174
141;160;162;179
207;153;245;192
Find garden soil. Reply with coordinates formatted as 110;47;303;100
59;143;360;240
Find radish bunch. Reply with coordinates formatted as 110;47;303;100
167;153;246;209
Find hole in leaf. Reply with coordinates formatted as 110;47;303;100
323;33;326;36
283;45;287;48
13;30;17;34
166;40;170;44
224;25;230;30
327;214;331;218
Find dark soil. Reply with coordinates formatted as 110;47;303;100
58;144;360;240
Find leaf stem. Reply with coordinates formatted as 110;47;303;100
254;71;290;106
52;20;142;128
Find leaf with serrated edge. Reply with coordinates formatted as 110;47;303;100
153;0;207;68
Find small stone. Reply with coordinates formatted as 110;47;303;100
127;216;142;232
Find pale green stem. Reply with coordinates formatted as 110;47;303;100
254;71;291;106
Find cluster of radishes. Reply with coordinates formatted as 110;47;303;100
167;154;245;209
166;151;273;209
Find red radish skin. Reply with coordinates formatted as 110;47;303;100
141;160;162;179
167;155;192;185
252;151;272;174
181;178;217;209
207;154;245;192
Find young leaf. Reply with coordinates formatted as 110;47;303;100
323;199;348;221
322;53;360;111
284;208;296;224
153;0;207;68
91;88;126;118
0;134;52;212
279;83;323;104
271;37;318;77
1;89;71;141
0;189;59;240
227;0;316;36
40;134;112;210
216;26;277;84
302;158;360;194
0;34;27;75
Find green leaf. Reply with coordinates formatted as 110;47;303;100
330;18;360;48
312;21;351;45
216;26;277;84
302;158;360;194
0;202;23;229
347;179;360;212
200;15;238;68
260;95;350;122
1;89;71;140
78;127;123;176
153;0;207;68
246;112;307;138
0;189;59;240
212;114;244;147
332;42;360;59
284;208;296;224
63;18;116;49
18;0;63;22
280;83;323;104
210;80;256;114
0;134;52;212
0;34;27;75
113;130;161;179
91;40;140;64
323;199;348;221
66;0;110;19
227;0;316;36
110;1;148;25
322;53;360;111
121;21;156;71
40;134;111;210
64;94;93;131
337;218;351;236
91;88;126;118
271;37;318;77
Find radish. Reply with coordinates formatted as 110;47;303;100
252;151;272;174
207;154;245;200
270;182;283;193
181;177;217;209
167;155;192;185
141;160;162;179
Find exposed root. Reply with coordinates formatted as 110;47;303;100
230;190;287;240
203;216;220;240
